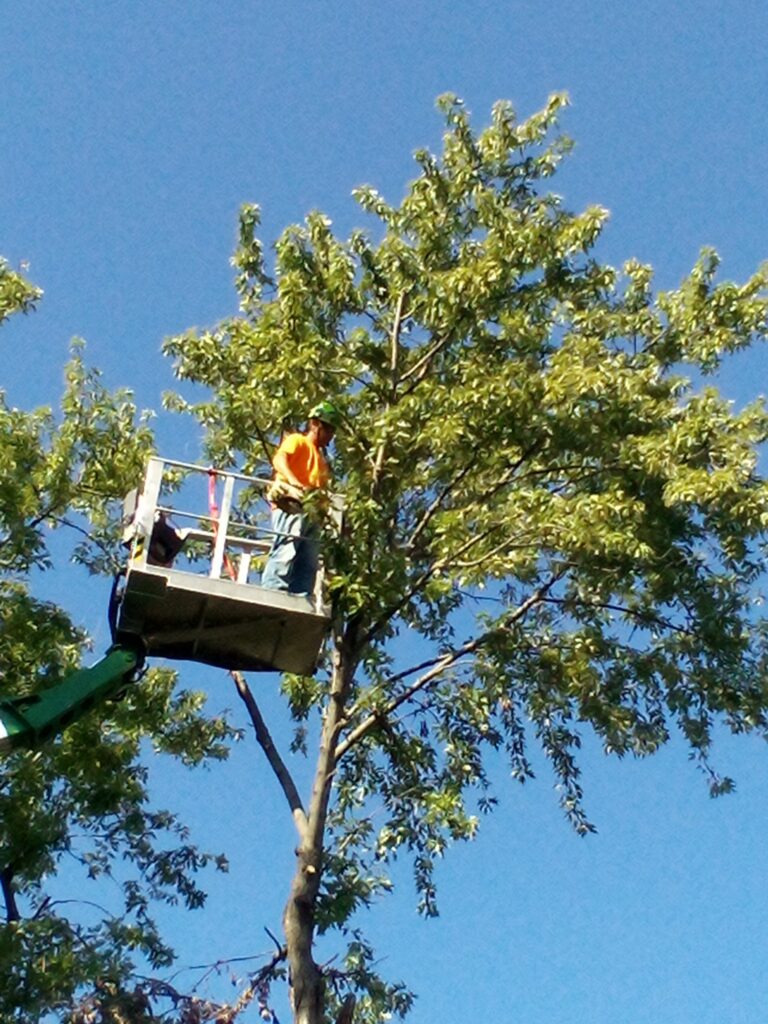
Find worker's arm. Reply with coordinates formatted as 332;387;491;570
273;450;309;492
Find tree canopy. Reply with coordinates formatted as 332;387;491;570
162;93;768;1023
0;268;236;1022
3;92;768;1024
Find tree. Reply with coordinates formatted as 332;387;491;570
6;93;768;1024
163;93;768;1023
0;268;237;1022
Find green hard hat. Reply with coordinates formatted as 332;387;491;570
308;400;341;428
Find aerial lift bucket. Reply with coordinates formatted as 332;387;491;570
113;457;336;676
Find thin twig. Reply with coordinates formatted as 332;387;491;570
265;926;283;954
37;897;116;918
165;949;281;984
540;595;697;638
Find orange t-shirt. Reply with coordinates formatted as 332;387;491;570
274;432;331;489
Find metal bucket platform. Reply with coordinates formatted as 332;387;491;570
113;458;336;676
117;565;329;674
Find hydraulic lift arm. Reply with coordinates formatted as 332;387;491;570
0;646;142;755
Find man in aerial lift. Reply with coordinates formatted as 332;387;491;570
261;400;340;596
1;442;348;754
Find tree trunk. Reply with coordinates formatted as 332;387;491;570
1;867;19;923
283;844;324;1024
283;623;359;1024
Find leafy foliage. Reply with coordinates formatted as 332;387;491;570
0;259;41;325
5;91;766;1024
0;284;238;1021
164;93;768;1020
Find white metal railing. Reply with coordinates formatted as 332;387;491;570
123;456;338;612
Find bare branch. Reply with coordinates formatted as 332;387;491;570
371;292;408;489
36;897;116;919
230;671;308;839
399;331;452;388
164;947;284;985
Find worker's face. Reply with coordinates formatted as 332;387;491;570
310;418;336;448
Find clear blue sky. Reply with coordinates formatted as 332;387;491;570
3;3;768;1022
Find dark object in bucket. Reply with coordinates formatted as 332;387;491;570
148;514;186;566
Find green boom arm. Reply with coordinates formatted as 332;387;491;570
0;646;141;754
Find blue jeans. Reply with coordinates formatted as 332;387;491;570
261;508;319;595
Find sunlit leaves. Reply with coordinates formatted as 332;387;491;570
0;258;41;325
164;93;768;1018
0;289;238;1020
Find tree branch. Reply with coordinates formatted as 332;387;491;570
304;622;359;852
399;331;453;389
371;292;408;489
337;577;561;759
281;619;362;1021
335;993;356;1024
540;595;697;638
0;501;59;552
1;867;19;923
49;515;119;559
252;422;276;466
36;897;114;919
404;458;479;555
231;670;308;839
363;515;533;647
389;291;406;395
448;534;539;570
404;439;541;555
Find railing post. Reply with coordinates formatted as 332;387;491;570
131;457;165;568
210;472;235;579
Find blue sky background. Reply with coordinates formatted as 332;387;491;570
2;3;768;1022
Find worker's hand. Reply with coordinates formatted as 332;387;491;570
266;479;304;508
